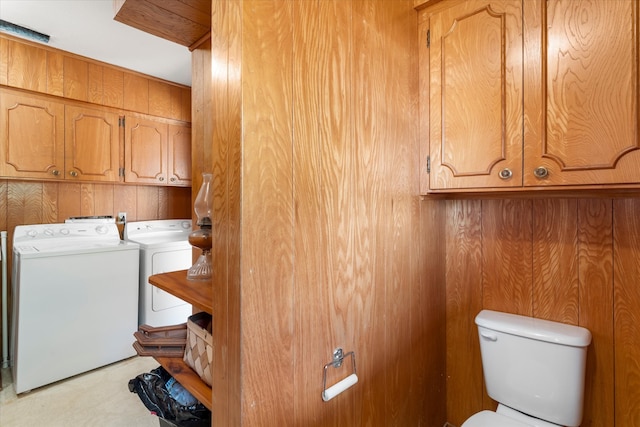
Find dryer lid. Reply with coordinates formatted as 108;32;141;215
462;410;532;427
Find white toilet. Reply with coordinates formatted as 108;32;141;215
461;310;592;427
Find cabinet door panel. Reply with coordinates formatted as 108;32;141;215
65;105;120;182
524;0;640;186
168;123;192;186
0;90;64;179
124;115;167;184
429;0;523;189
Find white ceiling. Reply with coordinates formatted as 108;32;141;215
0;0;192;86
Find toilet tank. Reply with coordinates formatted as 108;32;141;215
475;310;592;427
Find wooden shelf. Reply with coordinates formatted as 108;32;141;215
156;356;212;411
145;270;213;411
149;269;212;313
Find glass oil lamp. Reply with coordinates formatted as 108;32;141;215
187;173;213;281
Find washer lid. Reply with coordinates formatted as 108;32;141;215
124;219;192;244
462;411;531;427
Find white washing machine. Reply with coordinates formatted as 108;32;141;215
11;222;139;394
125;219;193;327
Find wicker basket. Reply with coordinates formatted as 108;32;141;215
183;312;213;386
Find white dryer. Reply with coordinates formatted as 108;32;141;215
125;219;193;327
11;222;139;394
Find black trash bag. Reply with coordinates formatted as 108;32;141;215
129;366;211;427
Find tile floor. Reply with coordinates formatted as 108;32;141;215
1;356;161;427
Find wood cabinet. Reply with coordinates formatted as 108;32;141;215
422;0;640;192
426;0;523;190
124;114;191;186
147;270;212;411
64;105;120;181
0;89;121;182
0;90;65;179
523;0;640;187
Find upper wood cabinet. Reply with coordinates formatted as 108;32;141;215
426;0;523;190
0;90;65;180
421;0;640;192
124;114;191;186
168;123;192;186
65;105;120;182
0;89;121;182
523;0;640;187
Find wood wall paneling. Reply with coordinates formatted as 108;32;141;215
123;73;150;114
445;200;484;427
45;51;64;96
201;0;443;425
241;1;295;425
613;199;640;425
578;199;614;427
0;37;7;86
102;67;125;109
0;33;189;121
445;198;640;426
63;56;89;101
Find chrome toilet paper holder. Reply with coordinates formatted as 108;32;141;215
322;347;358;402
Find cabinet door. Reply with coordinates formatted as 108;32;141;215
168;123;192;186
428;0;523;190
0;90;65;179
524;0;640;186
124;114;168;184
65;105;120;182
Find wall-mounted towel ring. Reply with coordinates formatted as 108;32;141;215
322;348;358;402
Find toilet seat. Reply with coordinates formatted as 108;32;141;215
461;410;532;427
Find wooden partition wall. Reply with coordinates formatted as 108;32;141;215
445;198;640;427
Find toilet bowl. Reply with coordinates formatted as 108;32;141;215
462;405;565;427
460;310;592;427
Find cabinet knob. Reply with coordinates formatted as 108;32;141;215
51;169;60;176
533;166;549;179
170;177;176;182
498;168;513;180
69;170;78;178
158;176;165;182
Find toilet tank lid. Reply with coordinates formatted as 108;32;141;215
475;310;592;347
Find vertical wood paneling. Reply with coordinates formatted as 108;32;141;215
63;56;89;101
114;185;139;220
482;199;533;316
57;183;82;221
292;0;331;424
208;0;242;424
7;40;46;92
353;0;388;423
241;1;295;425
0;181;6;231
445;199;483;427
92;184;115;216
88;63;104;104
41;182;58;223
578;199;614;427
446;197;640;426
46;51;64;96
123;74;149;113
419;198;447;425
149;80;172;117
103;68;124;109
532;199;579;323
0;37;7;86
613;199;640;426
136;186;160;220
